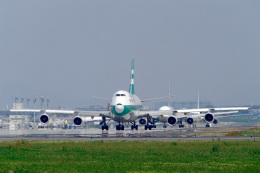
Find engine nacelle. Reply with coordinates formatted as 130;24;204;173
186;117;194;125
205;113;214;123
40;114;49;124
139;118;146;125
213;119;218;124
168;116;177;126
73;116;83;126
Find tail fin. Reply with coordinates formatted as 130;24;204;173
129;58;135;94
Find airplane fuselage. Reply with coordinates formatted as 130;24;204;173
109;90;142;123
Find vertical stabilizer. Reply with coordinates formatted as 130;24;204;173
129;59;135;94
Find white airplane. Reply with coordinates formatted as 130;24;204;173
156;90;249;128
10;59;173;130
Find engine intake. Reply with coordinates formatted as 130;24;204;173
205;113;214;123
73;116;83;126
186;117;194;125
40;114;49;124
168;116;177;125
139;118;146;125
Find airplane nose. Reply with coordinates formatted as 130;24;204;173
115;103;124;113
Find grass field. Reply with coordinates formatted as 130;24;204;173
0;140;259;172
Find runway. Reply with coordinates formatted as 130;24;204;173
0;126;259;141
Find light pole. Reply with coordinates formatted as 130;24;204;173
40;96;44;109
15;97;18;109
47;97;49;108
27;98;30;108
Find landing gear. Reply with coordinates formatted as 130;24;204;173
144;115;156;130
101;116;109;130
144;125;154;130
116;124;124;130
163;123;167;128
206;124;211;128
178;118;184;128
131;122;138;130
131;125;138;130
102;125;109;130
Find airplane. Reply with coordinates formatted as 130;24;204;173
10;59;173;130
156;89;249;128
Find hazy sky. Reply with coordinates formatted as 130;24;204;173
1;1;260;109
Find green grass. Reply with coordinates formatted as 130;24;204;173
0;140;259;172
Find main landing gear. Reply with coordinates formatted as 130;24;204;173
178;118;184;128
131;122;138;130
101;116;109;130
144;115;156;130
116;124;124;130
102;125;109;130
206;123;211;128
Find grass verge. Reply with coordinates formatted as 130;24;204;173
0;140;259;172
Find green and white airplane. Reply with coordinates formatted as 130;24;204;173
10;59;249;130
11;59;173;130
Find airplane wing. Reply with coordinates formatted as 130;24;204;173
10;109;111;117
76;111;111;117
10;109;42;113
10;109;75;114
210;111;238;115
171;110;243;126
173;107;249;114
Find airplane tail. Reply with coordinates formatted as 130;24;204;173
129;58;135;95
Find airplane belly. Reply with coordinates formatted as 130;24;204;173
112;113;135;123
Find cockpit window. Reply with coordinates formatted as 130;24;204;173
115;94;120;96
121;94;126;96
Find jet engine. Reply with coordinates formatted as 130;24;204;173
186;117;194;125
168;116;177;126
40;114;49;124
73;116;83;126
139;118;146;125
205;113;214;123
213;119;218;124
